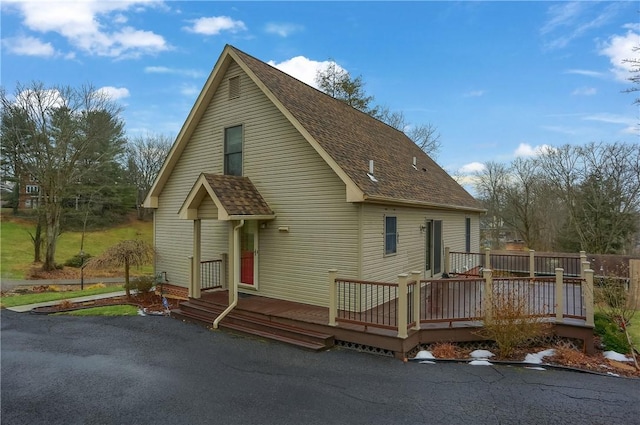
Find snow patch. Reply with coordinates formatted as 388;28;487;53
603;351;633;362
137;309;146;316
524;349;556;364
419;360;436;364
525;367;547;371
469;360;493;366
470;350;495;359
414;350;435;360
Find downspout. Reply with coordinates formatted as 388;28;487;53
213;219;244;329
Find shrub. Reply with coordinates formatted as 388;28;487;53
476;289;551;358
430;342;461;359
64;253;92;268
125;276;154;294
594;312;630;353
85;283;106;290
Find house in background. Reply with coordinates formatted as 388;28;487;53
144;45;484;310
18;174;40;209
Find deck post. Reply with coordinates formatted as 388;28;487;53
584;269;595;327
484;248;491;270
581;261;590;281
397;273;409;338
188;256;194;298
328;269;338;326
555;268;564;323
411;271;422;330
529;249;535;278
444;247;450;275
483;269;493;322
579;251;588;276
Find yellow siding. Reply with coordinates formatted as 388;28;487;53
361;204;481;282
154;61;359;307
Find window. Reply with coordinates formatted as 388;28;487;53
384;216;397;255
465;217;471;252
224;125;243;176
26;185;39;194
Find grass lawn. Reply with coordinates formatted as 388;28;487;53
0;212;153;279
0;285;124;308
55;305;139;316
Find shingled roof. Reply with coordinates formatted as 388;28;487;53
145;45;483;213
178;173;275;220
230;46;482;212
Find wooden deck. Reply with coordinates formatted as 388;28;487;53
170;289;595;357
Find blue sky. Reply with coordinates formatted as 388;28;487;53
1;1;638;190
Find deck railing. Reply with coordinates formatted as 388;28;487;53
329;268;594;337
328;271;419;338
200;259;222;290
447;248;586;278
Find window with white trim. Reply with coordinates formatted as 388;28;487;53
384;216;397;255
224;125;243;176
26;185;39;194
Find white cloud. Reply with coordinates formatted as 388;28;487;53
463;90;486;98
623;23;640;31
599;30;639;82
564;69;605;78
265;22;303;37
184;16;247;35
582;113;637;134
3;36;55;57
541;125;579;136
514;143;554;158
180;84;199;97
459;162;486;174
541;2;622;49
96;86;130;100
268;56;345;88
7;0;168;58
144;66;204;78
571;87;597;96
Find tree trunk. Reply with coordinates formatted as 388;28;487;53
32;219;42;263
43;202;62;271
124;258;131;298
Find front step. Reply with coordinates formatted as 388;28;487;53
171;301;334;352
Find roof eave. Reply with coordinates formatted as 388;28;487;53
362;195;486;213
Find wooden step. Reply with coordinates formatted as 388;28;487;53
171;301;334;351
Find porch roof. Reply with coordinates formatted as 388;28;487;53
179;173;275;221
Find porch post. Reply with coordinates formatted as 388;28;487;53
529;249;535;278
188;256;194;298
328;269;338;326
409;271;421;330
584;269;595;327
192;219;201;299
483;269;493;322
397;273;409;338
555;268;564;323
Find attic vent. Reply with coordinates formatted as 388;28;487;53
412;157;417;170
229;76;240;99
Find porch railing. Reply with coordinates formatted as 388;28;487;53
200;259;222;290
447;248;585;278
329;268;594;337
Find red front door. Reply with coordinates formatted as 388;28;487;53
240;222;256;286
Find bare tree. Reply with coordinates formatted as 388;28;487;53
126;133;172;219
538;143;640;254
475;161;508;248
0;82;126;270
87;239;154;298
374;107;442;158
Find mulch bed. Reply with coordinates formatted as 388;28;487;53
29;292;180;315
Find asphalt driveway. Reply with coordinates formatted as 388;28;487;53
1;310;638;425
